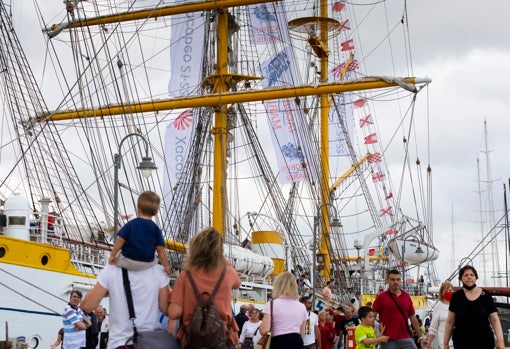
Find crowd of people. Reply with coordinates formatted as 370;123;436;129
52;191;506;349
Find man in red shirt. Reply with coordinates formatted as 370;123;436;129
372;269;422;349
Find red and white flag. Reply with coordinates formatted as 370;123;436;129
364;133;377;144
339;19;351;32
379;207;393;217
367;153;382;163
332;1;346;12
353;98;366;108
372;172;385;182
359;114;373;128
331;60;359;79
341;39;355;51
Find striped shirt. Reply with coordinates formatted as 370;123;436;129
62;303;86;349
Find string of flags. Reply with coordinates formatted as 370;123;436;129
332;1;394;226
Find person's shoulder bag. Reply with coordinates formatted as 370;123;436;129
122;268;178;349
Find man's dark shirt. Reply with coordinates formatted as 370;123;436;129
235;312;249;335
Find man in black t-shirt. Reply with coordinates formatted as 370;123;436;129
337;306;360;349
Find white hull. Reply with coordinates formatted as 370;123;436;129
0;260;98;348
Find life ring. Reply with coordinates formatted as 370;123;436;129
28;335;41;349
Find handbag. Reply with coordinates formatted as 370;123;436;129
241;337;253;349
254;301;272;349
122;268;178;349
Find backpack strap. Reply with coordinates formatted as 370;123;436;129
186;265;227;304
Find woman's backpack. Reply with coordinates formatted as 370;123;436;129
185;266;227;349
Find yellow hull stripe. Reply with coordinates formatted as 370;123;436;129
0;235;93;277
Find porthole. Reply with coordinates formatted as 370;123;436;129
41;254;49;265
0;246;6;258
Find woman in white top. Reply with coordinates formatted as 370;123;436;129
426;280;454;349
238;308;262;349
259;271;308;349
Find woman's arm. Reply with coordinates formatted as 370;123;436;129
167;303;182;336
300;320;306;338
259;314;271;335
489;312;505;349
442;311;455;349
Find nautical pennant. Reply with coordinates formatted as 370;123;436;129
341;39;355;51
331;60;359;78
359;114;373;127
353;99;366;108
339;19;351;32
372;172;385;182
332;2;346;12
379;207;393;217
364;133;377;144
367;153;382;163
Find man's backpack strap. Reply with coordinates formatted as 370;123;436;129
186;265;227;303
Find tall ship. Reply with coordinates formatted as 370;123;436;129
0;0;437;346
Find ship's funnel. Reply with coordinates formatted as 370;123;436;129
2;193;30;240
252;230;285;275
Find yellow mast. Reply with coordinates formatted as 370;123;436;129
209;9;230;235
318;0;333;281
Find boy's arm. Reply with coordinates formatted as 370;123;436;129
156;245;172;274
108;236;125;264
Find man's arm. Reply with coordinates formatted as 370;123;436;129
314;324;321;349
81;283;108;313
409;314;421;338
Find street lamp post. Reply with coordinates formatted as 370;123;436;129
312;203;342;311
113;133;157;240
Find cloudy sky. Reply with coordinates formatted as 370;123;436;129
401;1;510;283
9;0;510;284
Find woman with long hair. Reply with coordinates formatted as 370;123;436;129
168;227;241;348
443;265;504;349
259;271;307;348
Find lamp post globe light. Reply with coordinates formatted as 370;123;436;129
113;133;157;240
312;203;342;311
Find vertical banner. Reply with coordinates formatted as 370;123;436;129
248;3;308;183
164;4;205;228
162;109;195;207
260;46;308;183
167;8;205;97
